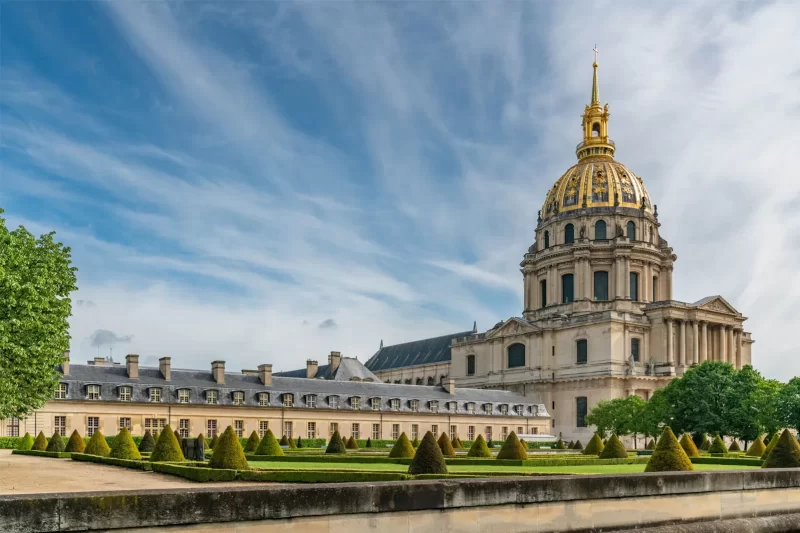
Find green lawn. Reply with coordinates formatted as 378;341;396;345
248;461;757;475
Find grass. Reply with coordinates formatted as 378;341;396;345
248;461;757;475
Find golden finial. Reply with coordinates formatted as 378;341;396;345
591;45;600;104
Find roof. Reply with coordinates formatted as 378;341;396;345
274;357;381;382
56;364;549;418
364;330;474;372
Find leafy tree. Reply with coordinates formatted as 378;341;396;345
585;395;648;445
638;388;672;440
777;377;800;433
664;362;736;436
0;210;78;419
726;365;764;447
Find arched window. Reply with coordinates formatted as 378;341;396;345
592;122;600;137
576;339;588;364
652;276;659;301
507;343;525;368
564;223;574;245
427;376;434;385
415;377;423;385
594;220;607;240
540;279;547;308
404;378;411;385
544;231;550;249
626;221;636;240
562;273;574;303
466;355;476;376
594;271;609;300
631;338;640;362
630;272;639;302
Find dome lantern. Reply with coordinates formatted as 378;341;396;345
576;47;615;162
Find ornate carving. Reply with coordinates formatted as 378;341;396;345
615;223;624;237
704;300;729;313
579;224;586;238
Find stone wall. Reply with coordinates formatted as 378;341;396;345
2;470;800;532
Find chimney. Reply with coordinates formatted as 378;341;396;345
258;364;272;386
62;350;70;376
159;357;171;381
88;357;106;366
306;359;318;379
211;360;225;384
126;354;139;379
447;379;456;394
329;351;342;373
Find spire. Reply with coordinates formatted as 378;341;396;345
379;339;384;350
591;45;600;105
472;321;477;334
576;46;615;162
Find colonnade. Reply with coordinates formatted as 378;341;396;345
665;319;742;369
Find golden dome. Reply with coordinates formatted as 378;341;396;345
541;159;653;221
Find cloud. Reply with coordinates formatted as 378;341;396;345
318;319;337;330
89;329;134;347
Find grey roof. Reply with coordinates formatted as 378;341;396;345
56;363;548;418
274;357;381;382
365;330;474;372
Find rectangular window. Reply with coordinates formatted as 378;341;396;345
518;426;524;435
450;425;457;441
653;276;658;301
329;396;339;409
54;416;66;436
375;423;382;440
485;426;492;441
87;416;99;437
149;388;161;403
499;404;507;415
630;272;639;302
552;401;555;410
306;395;316;408
87;385;101;400
390;398;400;410
577;339;588;365
448;402;456;413
179;419;189;438
234;420;244;437
429;401;439;412
631;338;641;362
351;397;360;409
515;405;524;415
259;393;270;406
283;394;294;408
330;422;338;436
411;424;419;441
540;279;547;308
144;418;166;433
501;426;508;440
307;422;316;439
351;423;360;440
431;424;438;436
119;417;131;433
284;421;293;439
466;355;475;376
391;424;399;439
468;426;475;440
233;391;244;405
207;419;218;438
178;389;190;404
467;402;475;414
206;390;218;405
576;397;588;428
371;397;380;410
409;399;419;412
562;273;574;303
552;419;555;428
6;417;20;437
593;271;609;301
259;421;269;438
533;427;539;434
55;383;68;399
119;386;131;402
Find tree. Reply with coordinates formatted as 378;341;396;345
437;432;456;457
777;377;800;433
585;395;646;444
84;431;111;457
138;430;156;453
0;210;78;419
46;431;65;452
663;362;736;436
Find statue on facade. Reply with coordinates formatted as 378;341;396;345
579;224;586;238
616;223;624;237
628;353;637;375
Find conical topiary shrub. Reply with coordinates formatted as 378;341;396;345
197;432;209;450
761;432;781;460
84;431;111;457
708;435;728;455
555;438;566;450
326;430;347;454
692;433;707;449
345;436;358;450
573;439;584;451
150;424;184;462
255;429;284;456
65;430;85;453
583;434;605;455
138;430;156;453
288;436;297;450
408;431;448;475
173;430;183;449
518;438;529;458
279;435;289;446
645;426;694;472
437;432;456;457
452;437;463;449
32;431;48;451
599;434;628;459
244;430;260;453
728;440;741;452
679;433;700;457
646;438;656;450
567;440;575;449
295;436;303;449
365;437;372;448
411;437;420;448
762;429;800;469
467;435;492;458
746;436;766;457
17;432;34;451
496;431;528;460
210;435;218;449
389;432;415;458
700;438;711;451
110;428;142;460
208;426;249;470
46;431;65;452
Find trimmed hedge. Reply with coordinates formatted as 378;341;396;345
326;430;347;454
389;433;415;458
46;431;66;453
762;429;800;468
110;428;142;460
573;440;583;451
208;426;249;470
12;449;71;458
255;429;284;456
728;440;741;452
679;433;700;458
746;436;766;457
65;430;86;453
437;432;456;457
32;432;48;451
467;435;491;458
84;431;111;457
150;424;185;462
645;426;694;472
496;431;527;460
583;434;604;455
708;435;728;455
17;433;34;451
761;432;781;459
599;434;627;459
244;431;260;453
554;438;566;450
691;456;763;466
345;436;358;450
139;430;156;453
409;431;447;475
71;453;152;470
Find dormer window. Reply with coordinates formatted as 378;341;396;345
178;389;190;404
149;388;161;403
328;395;339;409
409;399;419;412
429;400;439;412
484;403;493;414
233;391;245;405
514;404;524;415
371;397;381;410
351;397;360;410
119;386;132;402
390;398;400;410
283;393;294;407
306;394;317;408
500;404;508;415
87;384;101;400
258;392;270;406
206;390;218;405
54;383;68;399
466;402;475;414
448;401;456;413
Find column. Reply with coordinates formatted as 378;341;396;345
585;260;592;300
699;322;707;363
643;329;650;364
642;263;650;302
720;326;727;364
614;258;622;299
692;321;699;365
524;273;530;310
548;266;555;305
728;327;735;367
623;258;631;299
678;320;686;367
666;319;674;365
666;267;673;300
734;329;742;369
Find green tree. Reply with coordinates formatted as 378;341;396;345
637;388;672;441
777;377;800;433
664;361;736;436
726;365;764;447
0;211;78;419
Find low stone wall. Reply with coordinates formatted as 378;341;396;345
2;470;800;532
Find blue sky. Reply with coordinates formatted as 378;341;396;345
2;1;799;378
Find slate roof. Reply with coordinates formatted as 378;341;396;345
365;330;475;372
56;363;549;418
274;357;381;382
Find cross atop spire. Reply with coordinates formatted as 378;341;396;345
593;44;599;64
591;45;600;105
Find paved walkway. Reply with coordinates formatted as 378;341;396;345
0;449;251;495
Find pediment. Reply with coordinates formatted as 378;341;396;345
694;296;739;315
486;318;539;339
